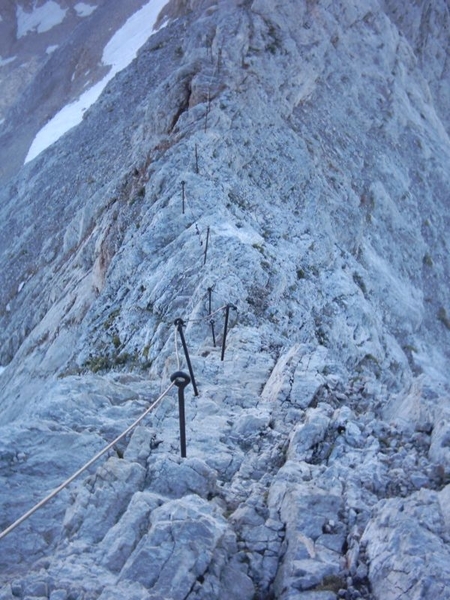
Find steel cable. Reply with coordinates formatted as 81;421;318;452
0;380;176;542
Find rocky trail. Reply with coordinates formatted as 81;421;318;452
1;0;450;598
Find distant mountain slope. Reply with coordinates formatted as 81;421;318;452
0;0;172;182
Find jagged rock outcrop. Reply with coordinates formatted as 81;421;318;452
1;0;450;598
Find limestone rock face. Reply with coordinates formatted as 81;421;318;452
362;488;450;599
0;0;450;599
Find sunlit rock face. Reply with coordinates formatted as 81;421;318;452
0;1;450;599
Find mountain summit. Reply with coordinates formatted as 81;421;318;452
1;1;450;598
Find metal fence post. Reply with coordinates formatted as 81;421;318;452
204;226;210;265
207;286;216;346
221;304;237;361
170;371;191;458
174;318;199;396
207;286;213;315
210;319;216;347
181;180;186;215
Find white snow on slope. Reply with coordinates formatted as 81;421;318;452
16;1;67;38
74;3;98;18
0;56;16;67
25;0;170;164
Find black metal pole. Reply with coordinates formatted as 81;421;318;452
207;286;216;346
170;371;190;458
207;286;213;315
204;226;210;265
195;144;199;174
220;304;237;361
181;181;186;215
210;319;216;347
221;306;230;361
174;318;199;396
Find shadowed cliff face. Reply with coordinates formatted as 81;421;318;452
382;0;450;135
0;1;450;599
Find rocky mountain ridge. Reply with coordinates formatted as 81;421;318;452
1;0;450;598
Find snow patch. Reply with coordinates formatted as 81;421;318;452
0;56;16;67
74;3;97;17
26;79;107;163
25;0;171;164
16;1;67;38
214;221;264;245
101;0;169;72
46;45;58;54
0;366;6;376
